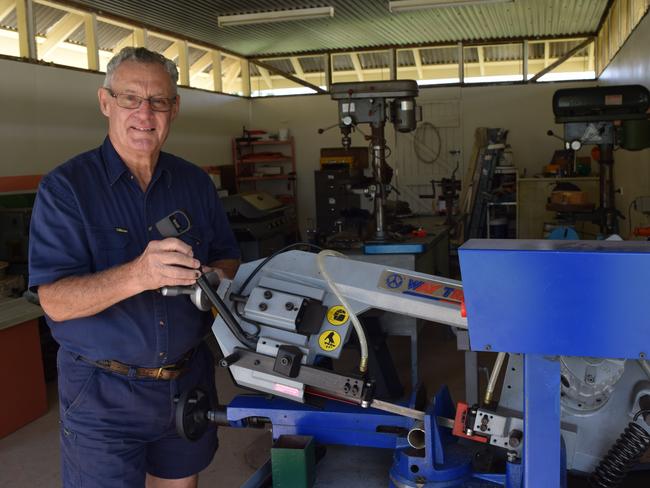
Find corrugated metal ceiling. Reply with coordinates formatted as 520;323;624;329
63;0;609;57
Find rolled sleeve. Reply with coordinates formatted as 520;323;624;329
28;176;92;290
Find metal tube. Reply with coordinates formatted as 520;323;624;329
598;143;617;235
407;421;426;450
372;125;387;241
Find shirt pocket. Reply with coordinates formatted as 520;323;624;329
87;226;135;271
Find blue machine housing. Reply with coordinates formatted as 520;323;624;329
459;239;650;359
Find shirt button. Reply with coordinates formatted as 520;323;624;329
159;320;165;327
159;352;165;357
148;226;153;232
130;175;134;180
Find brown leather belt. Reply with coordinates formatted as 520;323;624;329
80;350;194;381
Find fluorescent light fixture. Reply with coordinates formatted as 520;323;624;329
389;0;513;13
218;6;334;27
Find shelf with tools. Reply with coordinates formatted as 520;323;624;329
232;136;297;205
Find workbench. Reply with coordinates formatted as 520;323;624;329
0;297;47;438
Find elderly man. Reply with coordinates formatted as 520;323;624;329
28;47;240;487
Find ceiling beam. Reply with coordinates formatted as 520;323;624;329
189;50;212;80
522;40;528;81
211;50;222;92
163;40;179;61
133;27;147;48
223;60;241;92
477;46;485;76
39;12;83;59
412;48;424;79
177;40;189;86
0;0;15;22
112;33;133;53
324;53;332;91
351;53;365;81
289;57;304;78
240;59;251;97
543;41;550;67
588;41;594;71
257;66;273;89
84;12;99;70
222;56;238;71
530;37;593;82
251;58;326;94
15;0;36;58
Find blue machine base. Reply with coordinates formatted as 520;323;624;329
227;387;520;487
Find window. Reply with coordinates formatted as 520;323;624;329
398;46;460;85
528;39;595;82
464;43;523;84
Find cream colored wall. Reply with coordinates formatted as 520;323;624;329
0;57;249;177
599;13;650;236
252;80;596;233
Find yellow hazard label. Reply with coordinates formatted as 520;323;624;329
318;330;341;352
326;306;348;326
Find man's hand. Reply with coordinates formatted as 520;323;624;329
132;238;201;291
40;238;200;322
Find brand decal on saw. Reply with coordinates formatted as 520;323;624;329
378;270;464;303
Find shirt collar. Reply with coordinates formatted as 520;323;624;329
101;136;172;188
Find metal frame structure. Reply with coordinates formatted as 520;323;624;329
0;0;616;98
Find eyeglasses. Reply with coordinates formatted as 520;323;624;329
104;88;177;112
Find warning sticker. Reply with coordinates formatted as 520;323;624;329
327;306;348;326
318;330;341;352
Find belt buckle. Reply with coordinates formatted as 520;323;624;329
155;363;176;380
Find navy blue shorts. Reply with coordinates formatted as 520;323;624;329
57;343;218;488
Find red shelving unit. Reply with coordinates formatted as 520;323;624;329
232;137;297;206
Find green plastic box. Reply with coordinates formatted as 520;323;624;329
271;435;315;488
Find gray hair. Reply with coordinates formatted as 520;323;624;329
103;47;179;95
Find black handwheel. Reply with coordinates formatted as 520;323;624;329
175;387;211;441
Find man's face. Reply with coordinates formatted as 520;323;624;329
98;60;179;161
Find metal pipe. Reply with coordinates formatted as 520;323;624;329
598;143;617;235
407;421;426;450
372;124;387;241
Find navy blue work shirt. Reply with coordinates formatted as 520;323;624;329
28;137;240;367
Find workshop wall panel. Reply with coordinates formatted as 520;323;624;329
0;57;250;177
599;12;650;236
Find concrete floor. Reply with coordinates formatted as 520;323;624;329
0;325;467;488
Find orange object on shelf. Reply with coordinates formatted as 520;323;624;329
550;190;588;205
591;146;601;162
633;226;650;237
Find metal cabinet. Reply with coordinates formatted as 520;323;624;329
314;169;362;236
